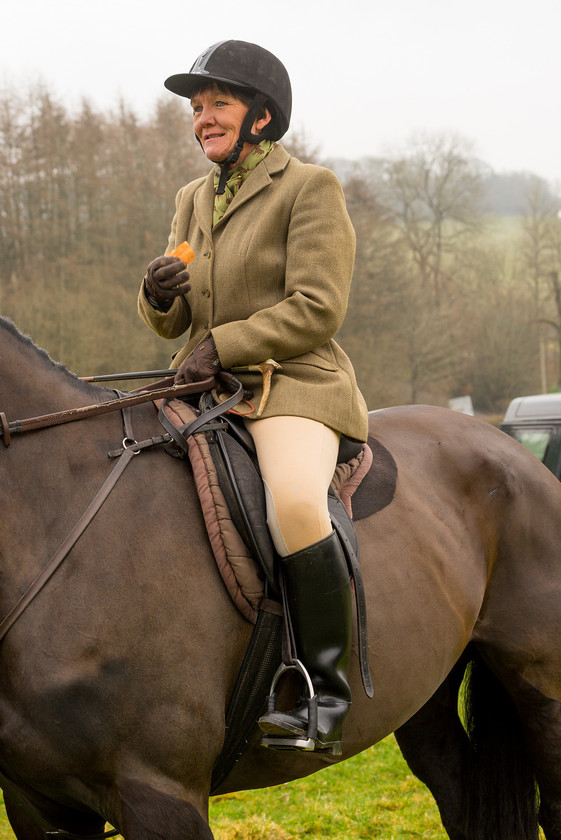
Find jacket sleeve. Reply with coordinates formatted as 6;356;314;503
137;282;192;339
136;184;193;340
211;166;356;369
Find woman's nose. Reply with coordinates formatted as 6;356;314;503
197;107;215;125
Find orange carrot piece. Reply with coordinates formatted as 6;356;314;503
168;241;195;264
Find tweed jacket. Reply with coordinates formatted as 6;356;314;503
138;144;368;442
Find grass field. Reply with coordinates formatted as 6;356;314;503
210;737;447;840
0;737;447;840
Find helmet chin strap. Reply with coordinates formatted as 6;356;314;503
216;93;268;195
216;138;244;195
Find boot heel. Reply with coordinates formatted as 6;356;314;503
321;741;343;756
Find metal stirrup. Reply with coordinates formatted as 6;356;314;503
261;659;318;750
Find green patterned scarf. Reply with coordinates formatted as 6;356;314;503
213;140;276;227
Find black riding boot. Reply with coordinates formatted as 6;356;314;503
258;530;352;754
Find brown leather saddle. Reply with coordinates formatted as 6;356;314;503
156;391;371;609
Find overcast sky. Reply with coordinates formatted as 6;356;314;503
1;0;560;185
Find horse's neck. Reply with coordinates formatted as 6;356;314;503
1;321;105;419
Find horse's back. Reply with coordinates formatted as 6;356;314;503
366;404;561;698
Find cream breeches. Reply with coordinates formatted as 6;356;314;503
244;415;340;556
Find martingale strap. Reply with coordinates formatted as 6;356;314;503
0;444;139;645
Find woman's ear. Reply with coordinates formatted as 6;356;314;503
253;107;272;135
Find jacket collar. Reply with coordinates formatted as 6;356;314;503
193;144;291;236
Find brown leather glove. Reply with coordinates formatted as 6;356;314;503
144;255;191;308
174;337;222;385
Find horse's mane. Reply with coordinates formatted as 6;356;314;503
0;315;102;396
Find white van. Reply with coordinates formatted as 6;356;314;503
500;393;561;478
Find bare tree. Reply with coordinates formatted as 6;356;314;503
380;132;485;304
337;163;413;407
282;126;323;164
456;239;541;410
520;179;561;388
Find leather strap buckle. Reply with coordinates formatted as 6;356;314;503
0;411;11;447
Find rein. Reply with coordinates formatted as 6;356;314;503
0;375;211;447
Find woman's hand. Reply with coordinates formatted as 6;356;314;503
174;337;222;384
144;255;191;307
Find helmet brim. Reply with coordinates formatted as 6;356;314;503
164;73;254;100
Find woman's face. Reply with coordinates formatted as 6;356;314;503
191;85;270;164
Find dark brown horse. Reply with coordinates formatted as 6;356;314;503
2;314;561;840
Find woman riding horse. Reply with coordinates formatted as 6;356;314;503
138;40;368;755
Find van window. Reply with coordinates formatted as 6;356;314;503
510;429;551;461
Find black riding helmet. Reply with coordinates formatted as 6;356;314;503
165;40;292;193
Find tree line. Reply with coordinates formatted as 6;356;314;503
1;85;560;414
